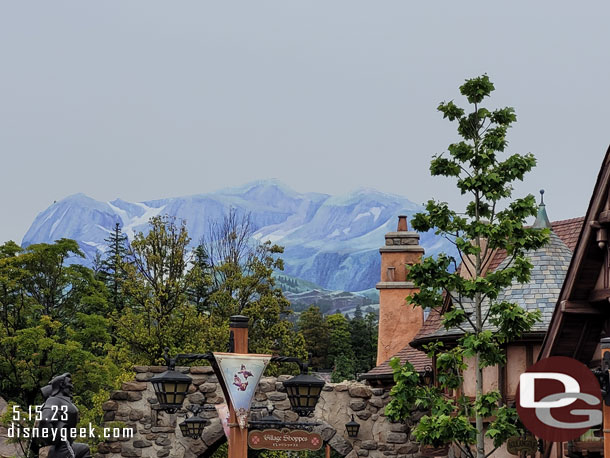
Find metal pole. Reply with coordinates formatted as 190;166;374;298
602;338;610;458
228;315;249;458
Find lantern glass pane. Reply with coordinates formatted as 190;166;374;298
165;382;177;393
298;385;309;395
176;382;188;392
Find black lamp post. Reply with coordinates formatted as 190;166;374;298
283;372;325;417
345;414;360;438
149;368;192;414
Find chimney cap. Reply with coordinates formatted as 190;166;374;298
397;215;408;232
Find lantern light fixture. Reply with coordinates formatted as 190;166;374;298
283;372;325;417
345;414;360;438
421;365;434;387
179;415;208;439
149;368;192;414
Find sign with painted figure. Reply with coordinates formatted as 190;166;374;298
248;429;323;451
213;352;271;429
214;403;230;439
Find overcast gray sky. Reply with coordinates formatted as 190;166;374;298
1;1;608;243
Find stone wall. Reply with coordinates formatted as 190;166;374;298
97;366;424;458
0;397;20;458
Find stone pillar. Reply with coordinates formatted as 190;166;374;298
376;216;425;365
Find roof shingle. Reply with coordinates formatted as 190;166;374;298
360;345;431;380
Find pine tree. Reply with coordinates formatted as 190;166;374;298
99;223;129;313
364;311;378;371
326;313;355;377
349;306;378;374
331;354;355;383
189;244;213;313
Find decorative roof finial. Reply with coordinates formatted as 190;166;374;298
532;189;551;229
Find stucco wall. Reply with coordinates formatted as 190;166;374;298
377;289;423;365
380;252;422;283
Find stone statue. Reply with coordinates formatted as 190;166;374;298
35;373;91;458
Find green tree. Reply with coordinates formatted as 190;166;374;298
326;313;355;380
197;210;307;364
331;354;355;383
0;239;120;430
188;244;214;314
386;75;548;458
349;306;378;374
115;211;306;366
297;306;329;370
99;222;130;313
115;215;210;364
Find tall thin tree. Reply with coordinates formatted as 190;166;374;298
100;223;129;313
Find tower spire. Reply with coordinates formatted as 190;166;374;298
532;189;551;229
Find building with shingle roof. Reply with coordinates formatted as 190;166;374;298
361;146;610;458
361;196;584;393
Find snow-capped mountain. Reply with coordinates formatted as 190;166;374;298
22;180;455;291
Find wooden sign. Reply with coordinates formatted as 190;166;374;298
507;435;538;456
248;429;323;451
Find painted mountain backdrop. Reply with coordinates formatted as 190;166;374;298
22;180;454;292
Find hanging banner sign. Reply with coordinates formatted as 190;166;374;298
213;352;271;429
248;429;323;451
214;403;231;439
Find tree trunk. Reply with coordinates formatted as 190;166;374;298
474;182;485;458
475;350;485;458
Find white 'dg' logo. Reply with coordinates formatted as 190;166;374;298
519;372;602;429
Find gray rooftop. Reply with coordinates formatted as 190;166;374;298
427;230;572;339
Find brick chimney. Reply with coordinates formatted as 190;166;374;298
376;215;425;365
